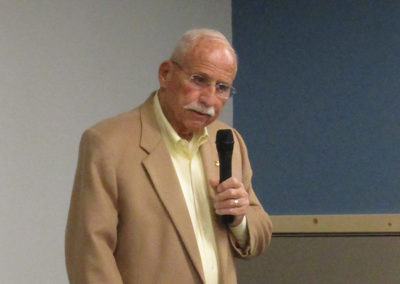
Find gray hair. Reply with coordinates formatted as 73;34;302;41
170;28;237;67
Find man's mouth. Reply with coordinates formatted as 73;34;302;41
189;109;211;117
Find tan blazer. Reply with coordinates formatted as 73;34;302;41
65;94;272;284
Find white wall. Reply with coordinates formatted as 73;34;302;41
0;1;232;282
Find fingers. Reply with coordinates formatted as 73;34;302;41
215;187;245;201
210;177;249;217
214;177;242;193
214;197;248;215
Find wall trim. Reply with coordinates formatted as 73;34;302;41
271;214;400;234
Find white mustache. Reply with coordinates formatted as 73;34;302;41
184;102;215;116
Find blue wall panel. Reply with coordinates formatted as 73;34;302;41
232;0;400;214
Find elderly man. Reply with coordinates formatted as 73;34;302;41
66;28;272;284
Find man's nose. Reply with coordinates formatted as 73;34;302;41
198;84;217;106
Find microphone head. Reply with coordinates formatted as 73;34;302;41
216;129;234;152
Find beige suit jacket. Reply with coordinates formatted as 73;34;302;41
65;94;272;284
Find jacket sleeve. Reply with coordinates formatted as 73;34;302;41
65;128;123;284
229;129;273;258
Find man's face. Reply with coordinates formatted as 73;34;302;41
158;40;237;139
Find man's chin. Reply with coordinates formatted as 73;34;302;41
186;118;215;131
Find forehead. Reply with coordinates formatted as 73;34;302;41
181;38;237;82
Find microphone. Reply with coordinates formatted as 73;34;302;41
216;129;234;224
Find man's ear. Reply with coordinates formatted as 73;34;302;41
158;61;173;88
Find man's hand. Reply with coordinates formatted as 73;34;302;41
210;177;249;227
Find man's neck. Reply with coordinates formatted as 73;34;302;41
179;132;193;141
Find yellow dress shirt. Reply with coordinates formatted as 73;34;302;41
153;93;247;283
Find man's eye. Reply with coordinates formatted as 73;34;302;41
216;83;230;93
191;75;208;86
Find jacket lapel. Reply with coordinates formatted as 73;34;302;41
139;95;205;282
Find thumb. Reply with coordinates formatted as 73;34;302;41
209;178;219;190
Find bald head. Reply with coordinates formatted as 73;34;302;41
170;29;237;72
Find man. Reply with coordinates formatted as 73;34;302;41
66;28;272;284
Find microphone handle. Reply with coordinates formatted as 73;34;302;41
219;152;234;224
